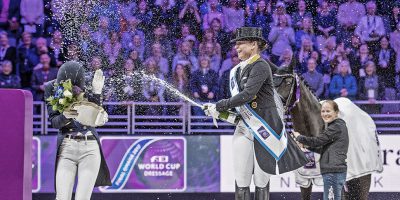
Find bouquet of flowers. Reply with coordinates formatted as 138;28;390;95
46;79;85;113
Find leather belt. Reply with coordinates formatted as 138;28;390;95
65;135;96;141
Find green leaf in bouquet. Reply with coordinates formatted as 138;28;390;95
52;105;58;111
46;96;54;102
77;92;85;101
62;79;73;91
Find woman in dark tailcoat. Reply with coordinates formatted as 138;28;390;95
44;61;111;199
204;27;307;200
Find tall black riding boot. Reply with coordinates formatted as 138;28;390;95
235;183;251;200
255;182;270;200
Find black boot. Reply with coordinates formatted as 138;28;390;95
235;183;251;200
255;182;270;200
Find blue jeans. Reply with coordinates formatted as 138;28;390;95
322;172;346;200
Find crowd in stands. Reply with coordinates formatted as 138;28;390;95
0;0;399;115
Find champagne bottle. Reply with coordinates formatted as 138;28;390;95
203;105;241;125
218;110;241;125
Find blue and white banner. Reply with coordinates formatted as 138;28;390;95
229;55;288;160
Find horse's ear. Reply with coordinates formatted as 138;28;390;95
266;59;279;74
288;57;296;73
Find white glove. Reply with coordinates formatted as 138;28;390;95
92;69;105;94
203;103;219;127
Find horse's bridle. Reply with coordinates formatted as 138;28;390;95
273;73;298;112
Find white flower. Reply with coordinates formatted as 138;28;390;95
63;90;73;98
59;98;66;105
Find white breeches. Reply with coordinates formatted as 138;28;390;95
233;120;272;187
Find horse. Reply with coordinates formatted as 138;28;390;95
271;60;383;200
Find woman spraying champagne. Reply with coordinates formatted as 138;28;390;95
204;27;307;200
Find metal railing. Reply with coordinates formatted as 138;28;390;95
33;101;400;135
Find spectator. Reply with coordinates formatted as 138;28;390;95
310;50;322;71
246;0;272;39
202;0;224;30
268;15;295;63
278;48;293;68
291;0;312;31
0;60;20;88
315;0;337;51
172;41;199;73
147;25;173;60
20;37;50;88
390;22;400;77
320;37;337;75
272;1;292;27
210;18;230;55
142;57;166;115
222;0;245;33
349;44;373;79
121;17;145;54
219;54;240;99
219;46;237;77
177;1;201;39
200;42;221;72
388;3;400;32
302;58;324;99
197;28;218;55
31;53;58;101
358;61;382;113
92;16;110;46
0;32;16;72
49;30;66;67
347;35;362;58
337;0;365;45
358;61;382;101
148;42;169;76
103;32;122;65
135;0;154;33
118;0;137;20
17;32;35;87
20;0;44;37
190;55;219;115
167;62;190;115
297;37;313;74
374;36;396;90
128;49;143;65
329;60;358;100
175;23;192;53
333;42;350;70
354;1;385;50
89;0;120;32
118;58;143;102
0;0;20;33
295;17;315;50
199;0;222;17
125;34;145;61
153;0;176;26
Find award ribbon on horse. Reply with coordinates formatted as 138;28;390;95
229;55;288;160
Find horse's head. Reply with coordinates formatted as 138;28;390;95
290;78;324;137
269;59;297;108
270;58;324;137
